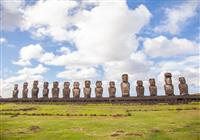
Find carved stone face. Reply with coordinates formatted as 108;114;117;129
96;81;102;88
53;82;58;88
43;82;49;88
85;80;91;88
149;79;155;86
122;74;128;82
33;81;38;88
64;82;70;88
165;77;172;85
14;84;18;90
179;77;185;84
73;82;80;88
137;80;143;86
109;81;115;88
23;82;28;88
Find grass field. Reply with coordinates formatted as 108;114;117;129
0;102;200;140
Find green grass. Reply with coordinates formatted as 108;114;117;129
0;103;200;140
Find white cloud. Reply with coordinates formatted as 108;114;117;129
154;1;200;34
143;36;198;57
71;3;151;62
57;67;98;81
0;37;7;44
17;64;48;75
0;0;25;31
14;2;152;68
13;44;44;66
104;51;154;81
21;0;77;41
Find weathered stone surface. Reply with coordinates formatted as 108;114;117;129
164;73;174;96
95;81;103;98
32;81;39;98
136;80;144;97
73;82;80;98
22;82;28;98
52;81;59;98
149;79;157;96
43;82;49;98
84;80;91;98
179;77;188;95
108;81;116;98
13;84;19;98
121;74;130;97
63;82;70;98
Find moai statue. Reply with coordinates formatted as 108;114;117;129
121;74;130;97
63;82;70;98
73;82;80;98
179;77;188;95
108;81;116;98
149;79;157;96
52;81;59;98
95;81;103;98
22;82;28;98
32;81;39;98
43;82;49;98
164;73;174;96
13;84;19;98
84;80;91;98
136;80;144;97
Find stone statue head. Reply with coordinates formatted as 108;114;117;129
43;82;49;88
96;81;102;88
137;80;143;86
179;77;186;84
64;82;70;88
109;81;115;88
23;82;28;88
85;80;91;88
14;84;18;90
53;81;59;88
164;72;172;78
164;73;172;85
149;79;155;86
122;74;128;82
33;81;38;88
73;82;80;88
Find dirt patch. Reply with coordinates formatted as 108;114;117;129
29;126;41;132
111;133;120;137
151;128;161;133
10;114;18;118
18;131;25;134
125;132;143;136
116;130;125;133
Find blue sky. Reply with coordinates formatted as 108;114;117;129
0;0;199;98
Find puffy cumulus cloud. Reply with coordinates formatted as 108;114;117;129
17;64;48;75
1;64;48;98
14;2;152;67
56;67;98;81
143;36;198;58
103;52;154;81
0;0;25;31
154;1;200;34
21;0;77;41
13;44;44;66
71;2;151;62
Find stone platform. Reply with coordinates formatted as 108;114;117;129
0;95;199;104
